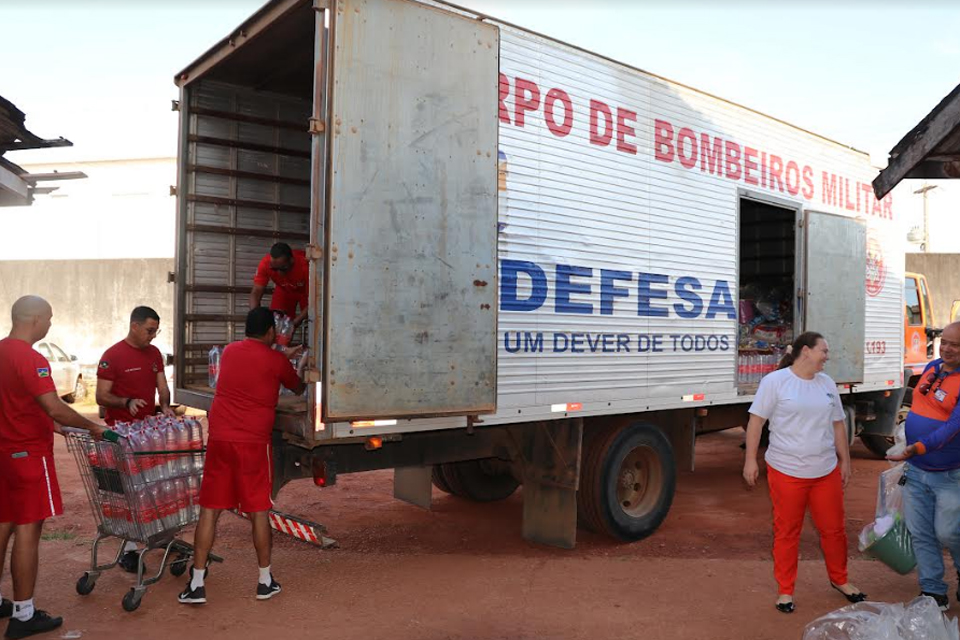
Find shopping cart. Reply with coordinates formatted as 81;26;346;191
65;418;221;611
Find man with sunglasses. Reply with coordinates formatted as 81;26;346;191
889;322;960;610
249;243;309;330
95;306;173;573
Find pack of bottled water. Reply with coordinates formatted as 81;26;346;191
87;416;204;539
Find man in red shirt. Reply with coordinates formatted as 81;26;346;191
249;243;309;329
95;305;172;573
178;307;305;605
0;296;105;639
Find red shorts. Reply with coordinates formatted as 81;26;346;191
269;289;305;320
0;450;63;525
199;440;273;513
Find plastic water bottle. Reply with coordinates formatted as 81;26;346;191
159;481;179;531
148;429;168;481
164;422;180;477
186;476;201;521
208;346;221;388
173;421;190;475
173;478;189;526
187;418;204;473
137;488;159;538
121;437;142;485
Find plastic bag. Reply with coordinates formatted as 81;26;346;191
802;597;960;640
858;461;916;574
876;464;906;520
274;312;294;347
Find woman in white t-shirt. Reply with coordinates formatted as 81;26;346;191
742;331;865;614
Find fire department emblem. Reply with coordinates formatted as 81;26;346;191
865;230;885;297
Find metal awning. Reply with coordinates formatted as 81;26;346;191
0;94;84;206
873;82;960;199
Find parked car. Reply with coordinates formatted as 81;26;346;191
35;341;85;403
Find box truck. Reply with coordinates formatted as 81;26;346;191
172;0;906;548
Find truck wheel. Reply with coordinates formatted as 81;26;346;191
431;465;453;494
440;460;519;502
438;462;468;498
860;388;911;459
577;422;676;542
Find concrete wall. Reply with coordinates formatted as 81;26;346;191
0;258;174;364
905;253;960;328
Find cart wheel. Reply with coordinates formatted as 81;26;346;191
170;556;187;577
76;574;96;596
122;589;142;612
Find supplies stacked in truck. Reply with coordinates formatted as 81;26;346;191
737;281;794;385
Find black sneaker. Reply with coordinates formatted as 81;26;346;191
256;578;282;601
4;610;63;639
178;583;206;605
118;550;142;575
921;591;949;611
0;600;11;619
178;566;207;605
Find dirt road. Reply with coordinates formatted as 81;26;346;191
1;425;929;640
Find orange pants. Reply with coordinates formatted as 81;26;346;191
767;465;848;595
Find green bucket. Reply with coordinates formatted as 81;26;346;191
864;517;917;575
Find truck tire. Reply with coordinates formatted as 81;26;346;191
438;460;519;502
431;465;453;494
438;462;469;498
577;422;676;542
860;387;911;459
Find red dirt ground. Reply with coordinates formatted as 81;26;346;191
1;419;935;640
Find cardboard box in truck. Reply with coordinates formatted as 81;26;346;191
171;0;907;547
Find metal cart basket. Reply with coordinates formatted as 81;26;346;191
66;418;221;611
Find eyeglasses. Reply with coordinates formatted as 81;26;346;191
919;371;947;396
145;328;161;336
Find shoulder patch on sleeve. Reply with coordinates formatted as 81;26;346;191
37;367;50;378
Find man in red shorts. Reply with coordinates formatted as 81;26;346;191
178;307;305;605
249;242;309;330
96;305;173;573
0;296;105;639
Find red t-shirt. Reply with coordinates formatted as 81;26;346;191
207;339;301;444
98;340;164;425
0;337;57;453
252;250;309;317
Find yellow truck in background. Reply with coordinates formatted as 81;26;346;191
904;272;938;379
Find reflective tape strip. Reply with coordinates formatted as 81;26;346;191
41;456;55;516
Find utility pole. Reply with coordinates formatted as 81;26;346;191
914;183;938;252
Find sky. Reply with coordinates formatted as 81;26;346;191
2;1;959;168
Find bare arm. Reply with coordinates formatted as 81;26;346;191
36;392;105;438
742;413;766;487
156;371;173;415
833;419;851;488
249;284;266;310
292;308;308;329
96;378;148;415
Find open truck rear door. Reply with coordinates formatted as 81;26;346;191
320;0;500;421
803;211;866;384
